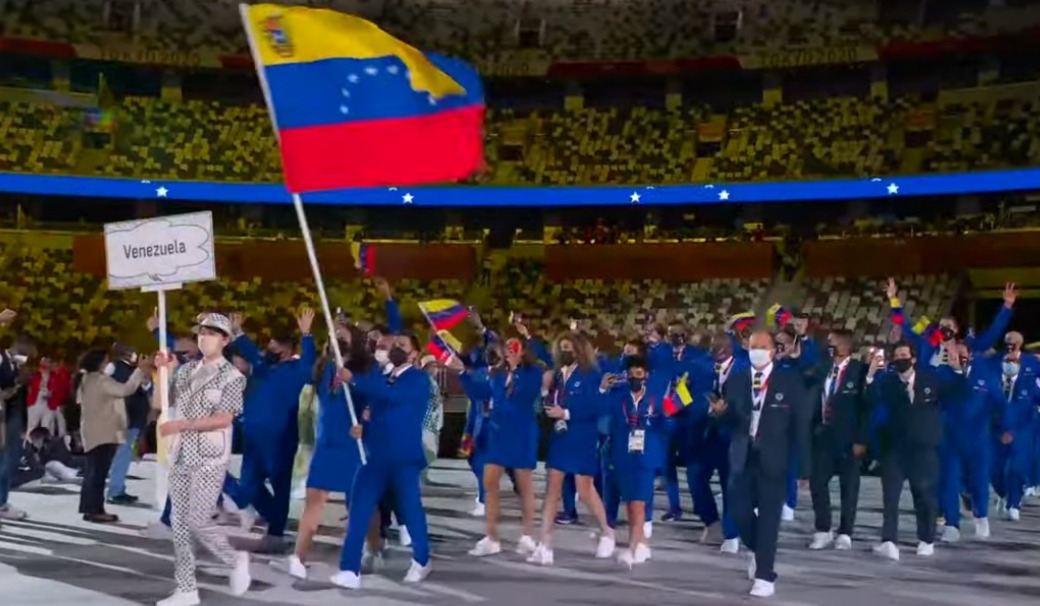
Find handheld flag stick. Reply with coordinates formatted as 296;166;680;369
290;193;367;465
238;3;365;465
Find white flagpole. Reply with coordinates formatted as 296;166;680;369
155;288;170;509
239;3;366;464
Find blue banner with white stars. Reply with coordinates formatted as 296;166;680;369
0;168;1037;206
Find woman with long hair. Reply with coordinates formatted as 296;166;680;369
76;347;150;523
454;338;542;557
529;332;615;565
288;323;379;579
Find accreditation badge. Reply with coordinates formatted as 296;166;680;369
628;429;645;453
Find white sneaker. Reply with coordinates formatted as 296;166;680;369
329;570;361;590
940;525;960;543
0;505;28;520
399;525;412;546
700;522;722;544
643;521;653;539
873;541;899;561
469;500;486;517
781;505;795;522
526;543;554;566
229;551;251;596
1026;487;1037;498
617;549;635;570
749;579;775;598
633;543;651;563
403;559;431;583
156;590;200;606
916;542;934;556
361;547;386;572
238;506;258;531
468;536;502;557
595;532;616;558
287;554;307;580
974;517;990;539
808;531;834;550
720;538;740;554
835;534;852;550
1007;507;1021;522
140;521;173;540
515;534;537;556
994;496;1005;510
747;553;757;580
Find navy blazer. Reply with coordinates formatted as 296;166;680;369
719;364;811;479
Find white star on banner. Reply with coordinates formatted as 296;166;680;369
339;105;349;114
387;65;399;75
364;67;378;75
630;192;641;203
887;183;899;195
156;186;168;197
718;190;730;200
402;193;414;204
341;88;350;98
348;74;359;83
704;184;715;189
427;95;437;105
388;187;398;191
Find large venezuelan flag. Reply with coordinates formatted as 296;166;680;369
240;4;485;192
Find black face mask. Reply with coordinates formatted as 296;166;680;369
388;346;409;367
628;377;645;392
485;351;501;367
263;350;282;365
559;351;576;366
670;334;686;347
892;358;913;373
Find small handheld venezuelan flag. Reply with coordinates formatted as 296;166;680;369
240;4;485;192
418;299;469;332
350;242;376;276
663;373;694;417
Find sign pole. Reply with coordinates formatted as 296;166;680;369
291;193;366;464
143;284;179;511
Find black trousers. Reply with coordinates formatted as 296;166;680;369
880;446;939;544
79;443;118;515
729;449;786;583
809;434;861;536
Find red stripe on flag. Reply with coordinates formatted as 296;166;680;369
278;104;485;192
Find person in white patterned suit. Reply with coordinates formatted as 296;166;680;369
154;313;252;606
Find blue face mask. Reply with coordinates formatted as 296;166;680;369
1002;362;1020;377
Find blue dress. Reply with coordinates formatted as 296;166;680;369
306;363;371;495
605;378;671;503
546;366;604;477
461;365;542;470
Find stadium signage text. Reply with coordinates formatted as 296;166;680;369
97;47;204;68
739;45;877;70
475;50;552;77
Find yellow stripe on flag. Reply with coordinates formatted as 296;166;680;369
676;373;693;406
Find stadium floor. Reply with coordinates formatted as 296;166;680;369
1;459;1038;606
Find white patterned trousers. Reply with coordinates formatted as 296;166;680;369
169;464;237;593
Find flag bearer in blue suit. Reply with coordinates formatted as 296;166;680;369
231;308;317;550
650;321;710;522
599;355;671;568
288;323;377;580
454;338;542;558
989;348;1039;522
696;332;745;554
936;341;1002;543
529;333;616;565
332;333;433;589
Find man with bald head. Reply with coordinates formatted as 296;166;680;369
711;330;810;598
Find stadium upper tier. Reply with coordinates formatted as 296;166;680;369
2;93;1038;185
2;0;1038;61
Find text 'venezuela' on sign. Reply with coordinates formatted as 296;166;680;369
103;211;217;291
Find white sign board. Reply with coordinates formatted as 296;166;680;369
104;211;216;290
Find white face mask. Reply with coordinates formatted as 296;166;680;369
374;349;390;365
198;334;225;358
103;362;116;376
12;353;28;365
1002;361;1020;377
748;348;772;368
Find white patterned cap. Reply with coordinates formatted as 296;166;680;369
194;313;233;336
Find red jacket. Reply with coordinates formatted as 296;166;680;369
27;365;72;411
